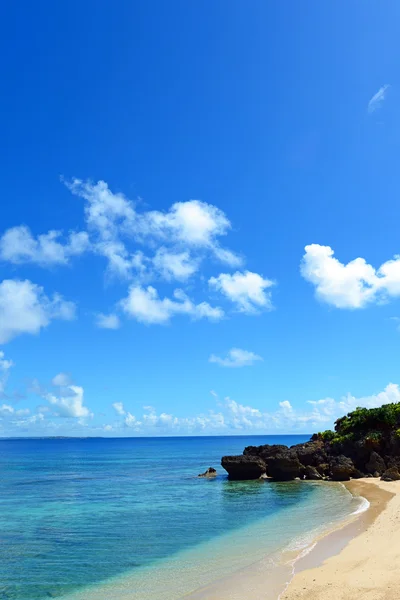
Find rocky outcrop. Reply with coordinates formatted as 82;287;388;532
381;467;400;481
291;441;328;468
265;450;303;481
221;455;266;480
304;465;322;480
198;467;217;478
329;455;361;481
221;403;400;481
366;451;386;475
243;444;288;461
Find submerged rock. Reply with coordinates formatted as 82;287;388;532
198;467;217;478
221;455;266;480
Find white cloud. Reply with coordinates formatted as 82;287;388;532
213;246;243;267
368;84;390;114
112;402;126;415
209;348;263;368
0;351;13;397
0;279;76;344
120;285;223;324
0;404;14;416
124;412;139;428
120;383;400;434
209;270;274;313
46;384;92;418
142;199;231;247
301;244;400;309
95;313;121;330
152;247;198;281
52;373;72;387
0;404;30;417
0;225;90;266
64;179;241;278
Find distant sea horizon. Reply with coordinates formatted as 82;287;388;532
0;433;313;439
0;435;362;600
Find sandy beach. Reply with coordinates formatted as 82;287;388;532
282;478;398;600
187;478;397;600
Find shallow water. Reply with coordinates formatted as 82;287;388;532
0;436;363;600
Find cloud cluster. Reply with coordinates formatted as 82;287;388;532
104;383;400;435
46;384;92;418
301;244;400;308
209;271;274;313
63;179;243;278
120;285;223;324
209;348;263;368
0;226;89;266
0;279;76;344
0;179;273;334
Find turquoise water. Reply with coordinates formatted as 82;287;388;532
0;436;363;600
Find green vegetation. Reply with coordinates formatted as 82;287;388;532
317;403;400;444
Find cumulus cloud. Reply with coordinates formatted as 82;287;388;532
106;383;400;435
368;84;390;114
46;384;92;418
209;348;263;368
152;248;198;281
0;404;30;417
209;271;274;313
52;373;72;387
0;279;76;344
301;244;400;308
112;402;126;415
0;225;90;266
64;179;241;277
1;179;272;327
95;313;121;330
120;285;223;324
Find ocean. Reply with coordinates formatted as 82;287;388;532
0;435;365;600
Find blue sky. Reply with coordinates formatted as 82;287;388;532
1;2;400;436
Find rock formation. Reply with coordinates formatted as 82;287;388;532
221;402;400;481
221;455;266;480
198;467;217;478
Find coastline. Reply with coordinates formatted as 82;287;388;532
281;478;396;600
186;479;389;600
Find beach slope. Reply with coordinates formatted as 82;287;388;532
282;479;398;600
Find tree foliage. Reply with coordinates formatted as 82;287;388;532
317;402;400;444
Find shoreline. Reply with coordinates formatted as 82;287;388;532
186;479;389;600
281;478;396;600
185;480;372;600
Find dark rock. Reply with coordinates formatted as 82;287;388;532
221;455;266;480
266;449;303;481
291;441;328;468
373;471;380;478
316;463;329;476
304;465;322;480
243;444;288;461
365;451;386;475
329;455;361;481
381;467;400;482
198;467;217;478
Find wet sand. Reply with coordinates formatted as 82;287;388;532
282;478;396;600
